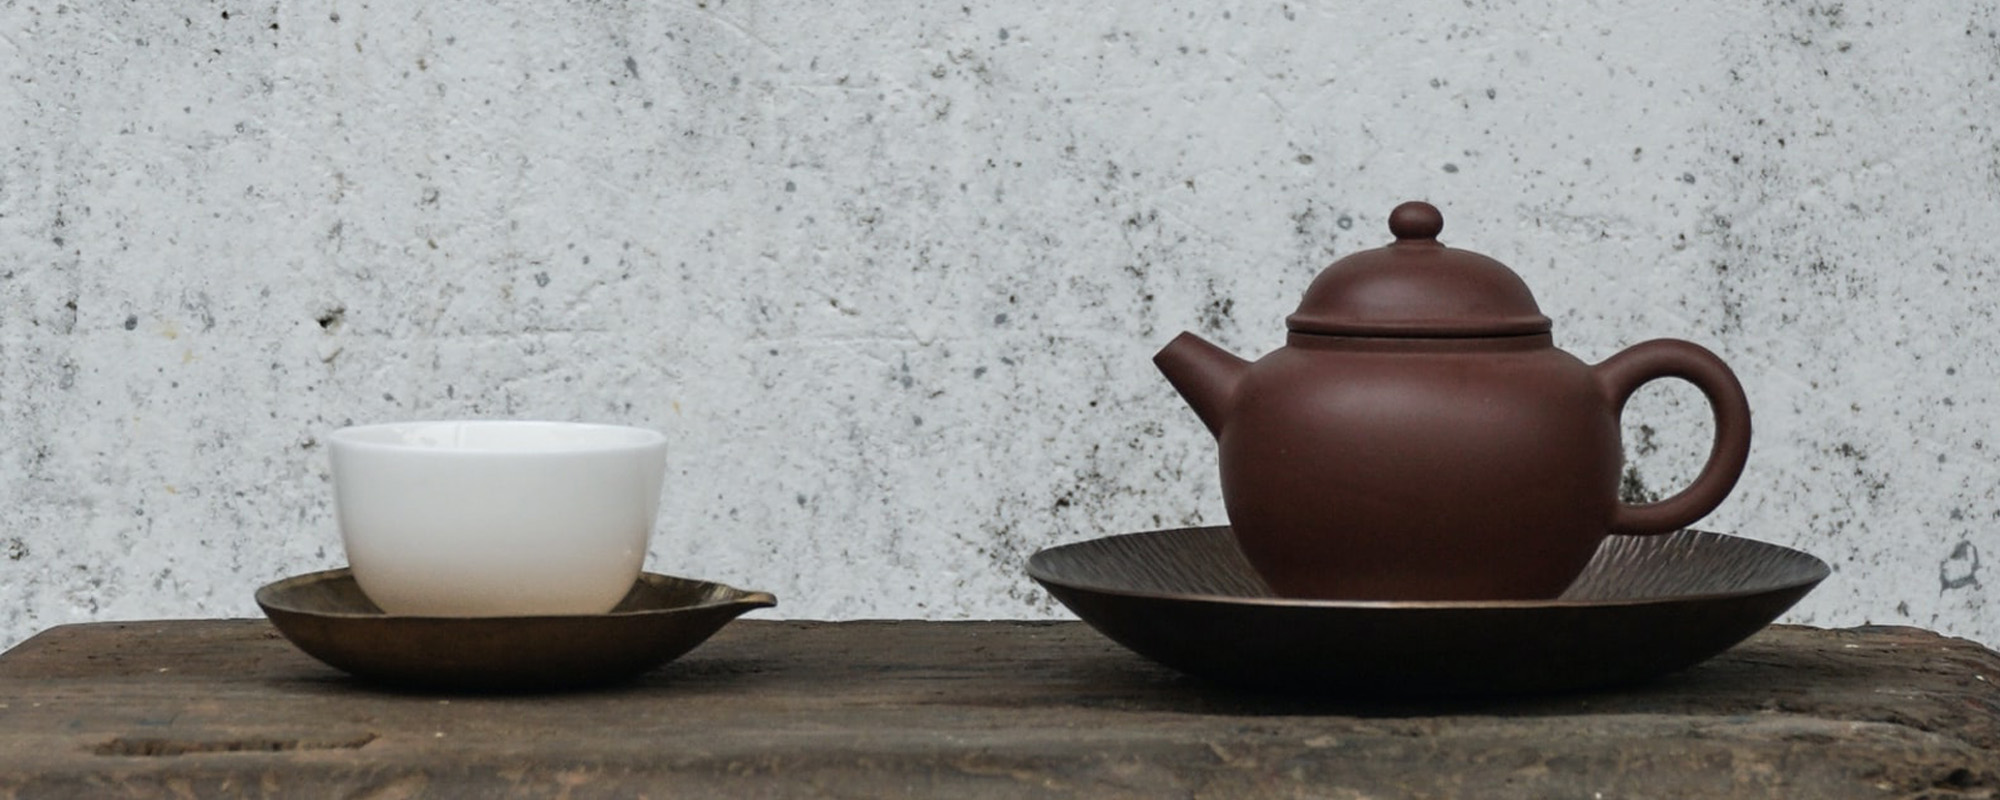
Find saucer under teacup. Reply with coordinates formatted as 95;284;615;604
1027;526;1828;696
256;568;775;692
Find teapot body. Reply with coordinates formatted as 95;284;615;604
1153;201;1752;600
1218;333;1620;600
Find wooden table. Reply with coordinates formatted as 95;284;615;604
0;620;1995;798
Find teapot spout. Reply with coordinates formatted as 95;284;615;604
1154;332;1249;437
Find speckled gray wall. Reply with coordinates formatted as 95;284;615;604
2;1;1997;650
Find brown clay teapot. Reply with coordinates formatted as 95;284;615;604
1155;201;1751;601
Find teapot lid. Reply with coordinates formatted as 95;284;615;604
1285;201;1552;337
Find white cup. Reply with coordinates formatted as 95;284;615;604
328;420;669;616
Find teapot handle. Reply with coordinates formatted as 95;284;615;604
1593;339;1752;536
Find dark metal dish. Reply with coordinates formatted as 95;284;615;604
1027;526;1827;695
256;568;775;692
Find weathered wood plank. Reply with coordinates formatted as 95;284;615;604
0;620;1995;798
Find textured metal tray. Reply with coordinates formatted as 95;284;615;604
1028;526;1827;695
257;568;774;692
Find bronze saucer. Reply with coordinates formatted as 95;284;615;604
256;568;775;692
1026;526;1828;695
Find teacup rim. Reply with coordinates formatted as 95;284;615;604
328;419;667;454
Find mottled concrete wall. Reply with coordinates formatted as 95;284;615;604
2;1;1997;650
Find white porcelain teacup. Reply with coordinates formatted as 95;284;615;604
327;420;669;616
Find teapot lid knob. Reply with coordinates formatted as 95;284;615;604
1388;201;1444;241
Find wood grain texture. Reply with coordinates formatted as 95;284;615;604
0;620;1996;798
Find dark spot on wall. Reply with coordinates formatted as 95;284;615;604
1292;206;1316;237
1619;465;1661;505
53;298;78;334
182;290;216;331
1442;163;1460;173
3;537;26;561
315;306;345;331
534;272;550;288
1199;295;1234;332
623;55;640;79
1940;540;1980;591
1807;2;1846;28
1633;424;1660;456
123;314;138;331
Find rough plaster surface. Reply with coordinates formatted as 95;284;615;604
2;1;1997;651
